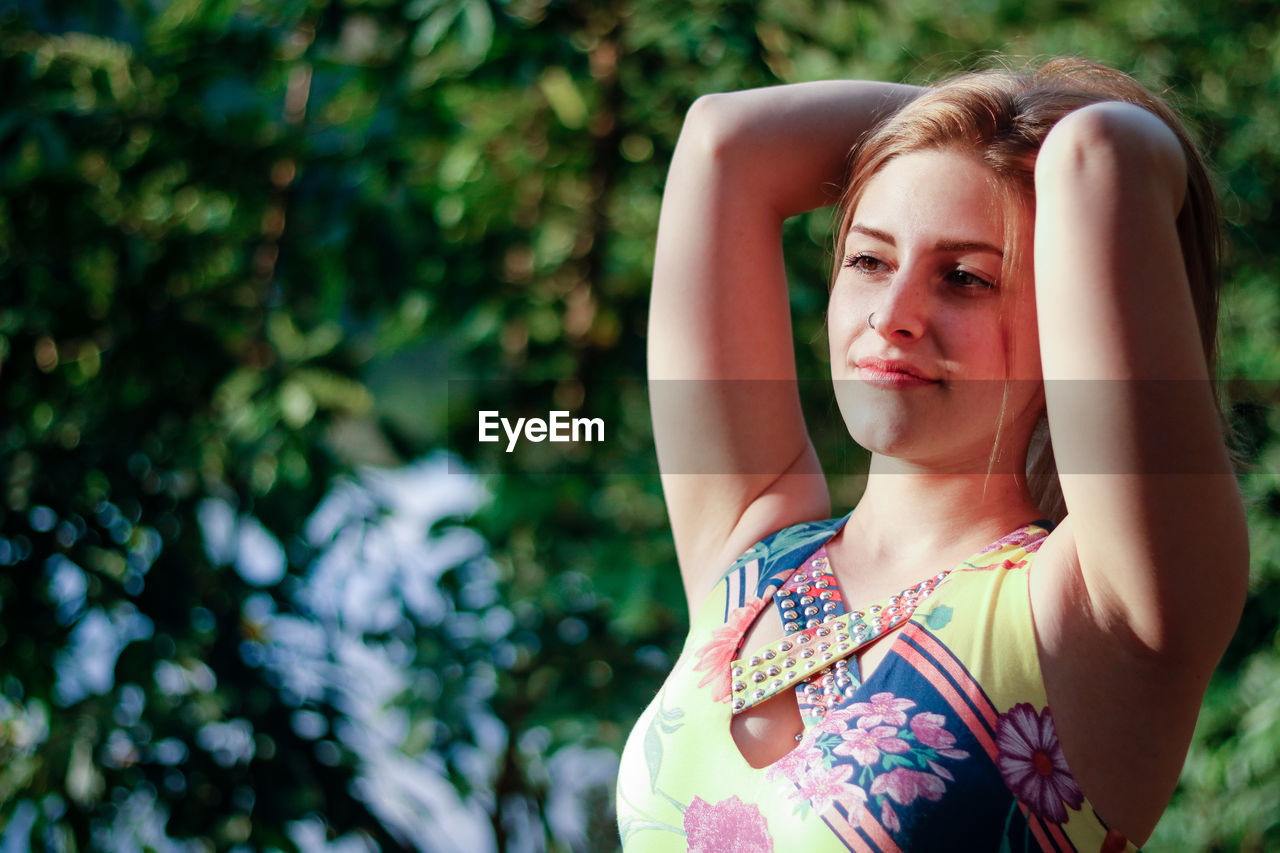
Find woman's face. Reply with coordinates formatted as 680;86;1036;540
828;147;1043;471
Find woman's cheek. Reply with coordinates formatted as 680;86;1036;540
826;288;868;365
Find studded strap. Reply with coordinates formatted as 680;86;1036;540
729;547;950;715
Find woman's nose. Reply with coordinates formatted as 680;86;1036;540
872;266;928;340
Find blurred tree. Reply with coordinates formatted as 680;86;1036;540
0;0;1277;851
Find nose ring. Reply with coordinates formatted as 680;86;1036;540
867;312;877;330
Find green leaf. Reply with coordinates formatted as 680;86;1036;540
538;67;587;130
643;713;663;793
459;0;494;60
412;4;460;55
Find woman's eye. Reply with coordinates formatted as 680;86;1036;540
843;253;886;274
948;268;995;289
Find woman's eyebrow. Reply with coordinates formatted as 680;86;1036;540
935;238;1003;256
849;223;895;244
849;224;1003;258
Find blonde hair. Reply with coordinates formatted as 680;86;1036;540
833;57;1223;522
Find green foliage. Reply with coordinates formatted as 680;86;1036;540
0;0;1278;850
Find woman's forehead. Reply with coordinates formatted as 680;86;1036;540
847;149;1014;248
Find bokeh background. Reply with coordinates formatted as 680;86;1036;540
2;0;1279;850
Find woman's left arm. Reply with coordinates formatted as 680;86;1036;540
1032;102;1249;669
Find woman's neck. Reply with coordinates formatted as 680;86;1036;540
836;455;1045;569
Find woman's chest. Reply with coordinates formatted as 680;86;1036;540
624;619;1066;852
731;591;912;768
619;521;1127;851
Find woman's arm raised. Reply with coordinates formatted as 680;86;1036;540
1029;102;1250;839
1032;101;1248;662
649;82;918;613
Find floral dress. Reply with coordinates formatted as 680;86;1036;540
616;514;1137;852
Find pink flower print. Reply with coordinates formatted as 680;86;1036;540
880;799;901;833
869;767;947;806
683;795;774;853
849;692;916;728
789;763;865;815
833;725;910;766
764;742;822;786
909;712;970;760
995;703;1084;824
978;526;1046;555
926;759;955;781
692;602;760;703
909;712;953;748
812;706;856;735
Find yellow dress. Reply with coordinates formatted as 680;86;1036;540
616;514;1136;852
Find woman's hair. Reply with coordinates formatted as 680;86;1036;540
833;57;1223;523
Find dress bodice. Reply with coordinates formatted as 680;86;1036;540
616;515;1134;852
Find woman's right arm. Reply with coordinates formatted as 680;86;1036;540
649;82;919;613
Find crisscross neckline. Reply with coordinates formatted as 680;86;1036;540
729;543;954;715
727;518;1054;719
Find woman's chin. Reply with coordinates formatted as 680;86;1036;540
839;413;1011;473
832;378;1039;472
834;387;939;457
840;419;953;466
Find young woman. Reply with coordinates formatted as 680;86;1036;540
617;59;1249;851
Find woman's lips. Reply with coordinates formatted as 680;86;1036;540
853;359;940;388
